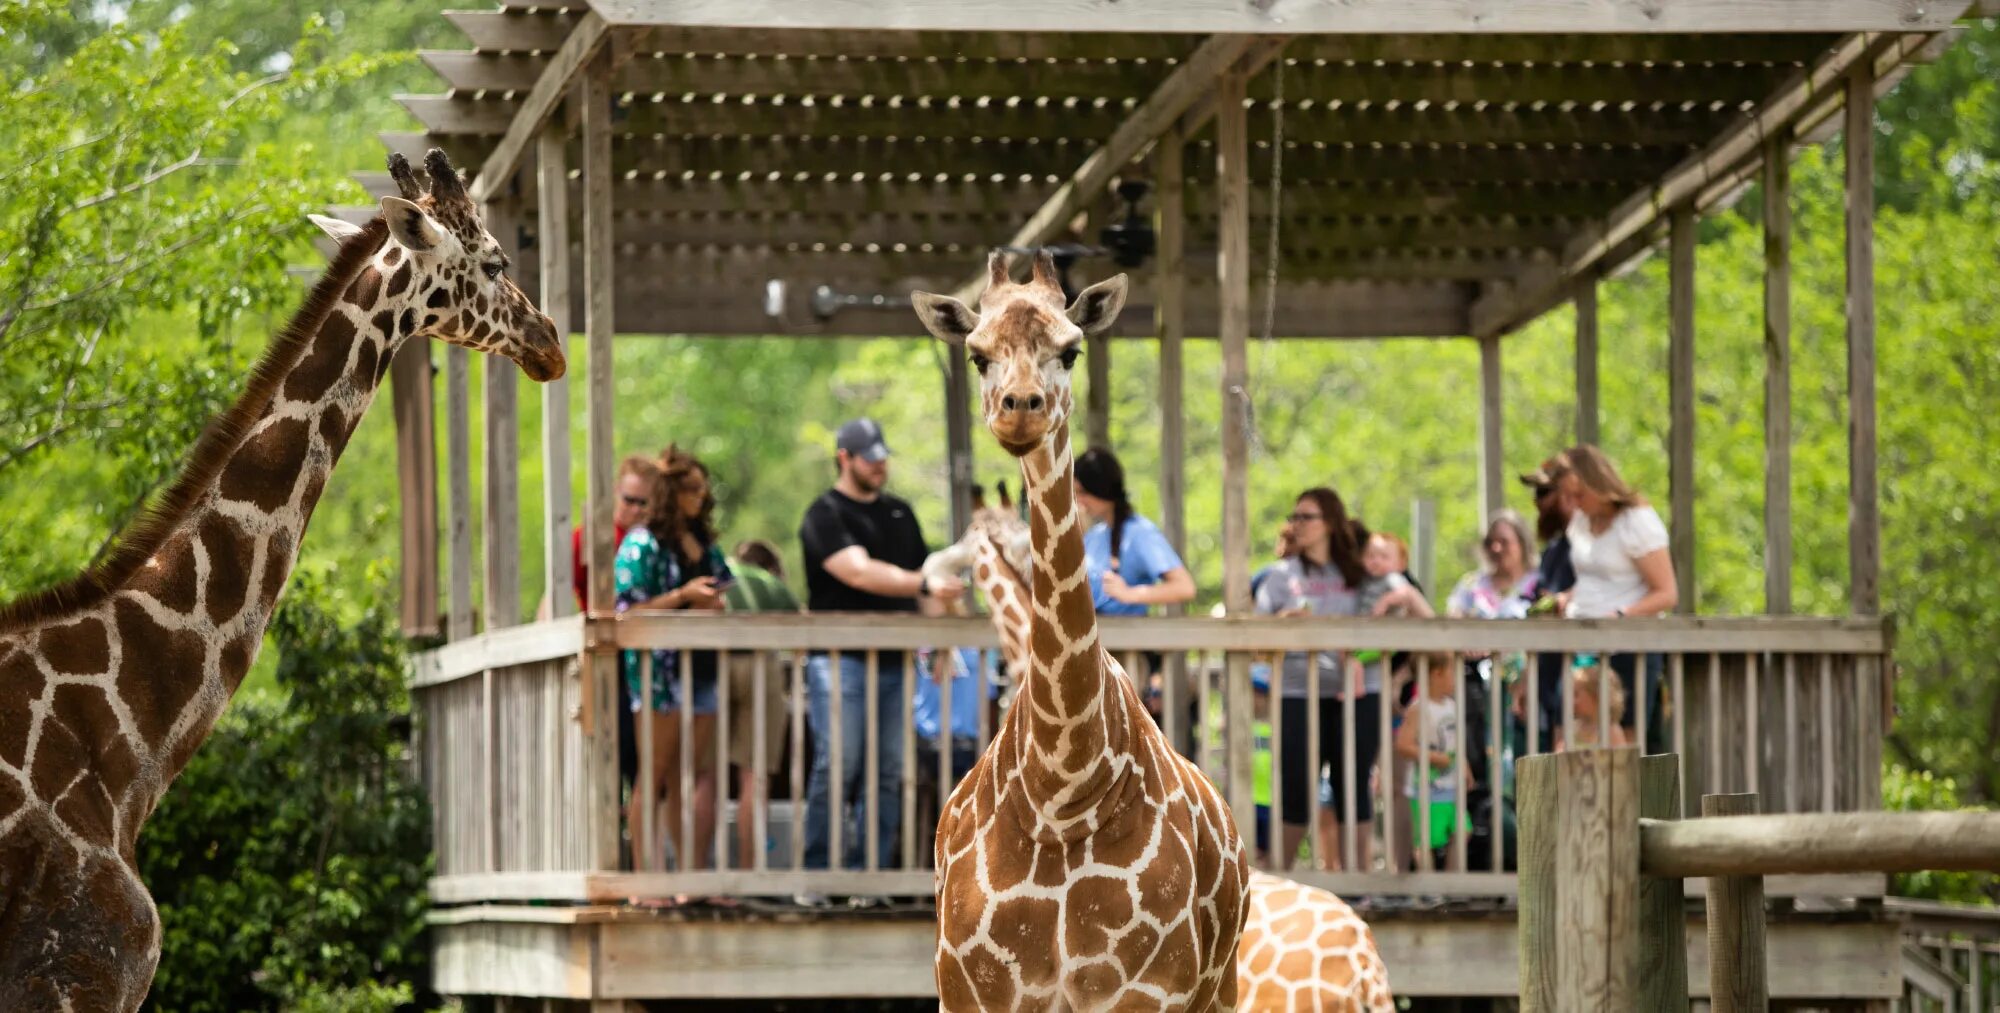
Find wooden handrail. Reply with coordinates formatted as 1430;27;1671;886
1640;811;2000;879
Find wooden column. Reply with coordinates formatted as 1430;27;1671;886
1638;754;1690;1013
1085;328;1111;450
1155;124;1190;757
1555;748;1640;1009
390;340;439;637
581;49;621;872
1478;334;1505;528
1517;754;1558;1013
1702;792;1769;1012
1845;65;1880;617
482;190;522;631
1410;496;1437;600
945;342;974;537
1215;66;1255;839
1575;279;1600;446
1668;207;1697;614
1762;140;1793;616
538;122;574;617
446;344;474;639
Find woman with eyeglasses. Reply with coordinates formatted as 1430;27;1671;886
615;444;734;875
1252;486;1377;871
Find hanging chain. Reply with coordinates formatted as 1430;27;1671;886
1235;55;1285;460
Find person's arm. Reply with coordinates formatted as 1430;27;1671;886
1622;548;1678;617
1108;565;1195;607
1394;704;1422;761
822;544;925;598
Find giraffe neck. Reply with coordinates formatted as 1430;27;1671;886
1010;422;1133;827
970;532;1032;682
100;238;423;828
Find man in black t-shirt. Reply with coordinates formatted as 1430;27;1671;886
797;418;963;872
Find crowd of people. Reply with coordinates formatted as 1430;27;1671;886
572;417;1676;881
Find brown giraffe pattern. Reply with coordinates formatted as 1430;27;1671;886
1236;872;1394;1012
922;481;1033;691
0;150;562;1012
914;252;1250;1012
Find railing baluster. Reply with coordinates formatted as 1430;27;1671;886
790;652;805;870
639;652;655;872
1707;651;1722;795
715;649;731;870
1818;652;1835;813
1744;650;1760;798
1376;651;1394;874
1596;651;1611;753
1489;649;1505;874
680;649;695;871
1342;660;1357;873
1267;650;1283;873
1416;653;1433;873
938;645;954;823
753;651;769;872
1783;652;1799;814
1452;653;1469;874
1304;650;1320;871
976;648;991;758
1561;651;1575;754
1635;649;1649;756
1672;652;1688;817
1195;650;1212;777
829;648;844;870
1525;651;1541;758
865;649;880;872
902;651;916;872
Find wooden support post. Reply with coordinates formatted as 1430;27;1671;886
1216;66;1252;617
1702;792;1769;1013
1555;748;1640;1010
1086;327;1111;450
1668;207;1697;614
1639;754;1690;1013
1156;123;1190;756
483;191;522;632
1575;279;1600;446
1478;334;1505;528
1410;496;1437;600
1845;65;1880;617
390;340;439;637
446;344;474;639
945;341;974;538
581;49;621;872
1518;754;1558;1013
1762;139;1793;616
537;122;575;618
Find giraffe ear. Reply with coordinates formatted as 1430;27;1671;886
1065;273;1128;336
380;196;446;254
910;290;979;346
308;213;364;243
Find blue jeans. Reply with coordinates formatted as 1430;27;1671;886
803;653;905;870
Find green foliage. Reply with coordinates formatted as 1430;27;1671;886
137;563;432;1012
1883;765;1997;905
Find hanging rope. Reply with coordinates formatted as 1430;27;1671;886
1234;55;1285;461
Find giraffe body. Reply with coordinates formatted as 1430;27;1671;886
1235;872;1394;1012
0;151;561;1011
915;254;1250;1012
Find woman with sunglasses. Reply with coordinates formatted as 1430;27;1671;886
1252;486;1376;871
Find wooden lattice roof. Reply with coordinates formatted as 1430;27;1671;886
339;3;1971;338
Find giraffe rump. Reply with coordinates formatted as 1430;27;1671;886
0;216;391;633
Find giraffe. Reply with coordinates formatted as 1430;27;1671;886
913;251;1250;1011
921;479;1032;687
1236;871;1395;1012
0;149;563;1012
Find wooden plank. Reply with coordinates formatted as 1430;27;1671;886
605;613;1894;654
483;195;523;632
1702;793;1769;1013
1085;324;1111;449
411;617;587;688
1639;755;1690;1013
582;50;617;616
1763;138;1793;616
537;124;575;619
468;11;610;202
1642;810;2000;878
1845;64;1880;617
1477;335;1504;525
1156;123;1189;754
1668;206;1696;614
945;338;973;538
1555;749;1640;1010
390;338;441;637
1518;754;1557;1013
444;10;581;53
1574;279;1600;446
447;344;475;639
1216;64;1252;615
948;34;1264;304
587;1;1968;33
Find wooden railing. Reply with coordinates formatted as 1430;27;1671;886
407;613;1892;904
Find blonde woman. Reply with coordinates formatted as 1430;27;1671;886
1556;444;1676;744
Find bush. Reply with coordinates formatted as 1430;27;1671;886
1883;763;1998;906
139;563;433;1011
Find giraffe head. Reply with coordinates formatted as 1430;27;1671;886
314;149;564;381
911;250;1127;457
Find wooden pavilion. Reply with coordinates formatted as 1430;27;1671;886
351;2;2000;1007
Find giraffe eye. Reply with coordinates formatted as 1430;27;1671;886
969;352;990;375
482;261;504;280
1058;346;1081;370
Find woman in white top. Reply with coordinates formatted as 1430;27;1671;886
1556;444;1677;741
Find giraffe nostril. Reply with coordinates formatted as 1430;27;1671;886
1025;394;1044;413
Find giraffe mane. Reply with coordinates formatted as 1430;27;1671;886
0;215;392;632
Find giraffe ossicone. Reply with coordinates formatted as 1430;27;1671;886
914;250;1251;1012
0;148;562;1012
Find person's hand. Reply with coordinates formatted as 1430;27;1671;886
928;573;966;605
1371;585;1417;616
678;576;724;611
1277;605;1312;619
1101;570;1136;604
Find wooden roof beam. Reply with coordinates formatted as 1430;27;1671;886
946;34;1281;303
585;0;1968;34
466;11;609;202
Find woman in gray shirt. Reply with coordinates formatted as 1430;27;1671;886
1253;486;1377;871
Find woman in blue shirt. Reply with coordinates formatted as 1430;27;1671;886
1072;447;1195;615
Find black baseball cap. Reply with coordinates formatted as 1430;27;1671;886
835;417;891;463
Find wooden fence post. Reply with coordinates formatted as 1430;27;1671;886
1639;754;1690;1012
1702;792;1768;1012
1518;754;1558;1013
1555;748;1640;1011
